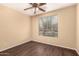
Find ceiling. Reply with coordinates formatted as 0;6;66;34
2;3;75;16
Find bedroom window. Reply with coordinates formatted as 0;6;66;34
39;16;58;37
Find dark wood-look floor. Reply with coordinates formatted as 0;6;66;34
0;41;78;56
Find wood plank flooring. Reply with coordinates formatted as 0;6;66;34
0;41;78;56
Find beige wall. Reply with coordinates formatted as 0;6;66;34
0;5;77;52
77;4;79;54
0;5;31;51
32;5;76;49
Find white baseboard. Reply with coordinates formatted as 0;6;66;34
0;39;31;52
0;39;78;55
32;40;76;50
75;49;79;55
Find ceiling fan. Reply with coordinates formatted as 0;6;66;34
24;3;46;14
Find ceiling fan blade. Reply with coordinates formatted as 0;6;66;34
39;3;46;6
29;3;33;5
38;7;45;12
24;7;33;10
34;7;36;14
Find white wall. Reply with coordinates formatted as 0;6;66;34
0;4;78;53
0;5;31;51
77;4;79;54
32;5;76;49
